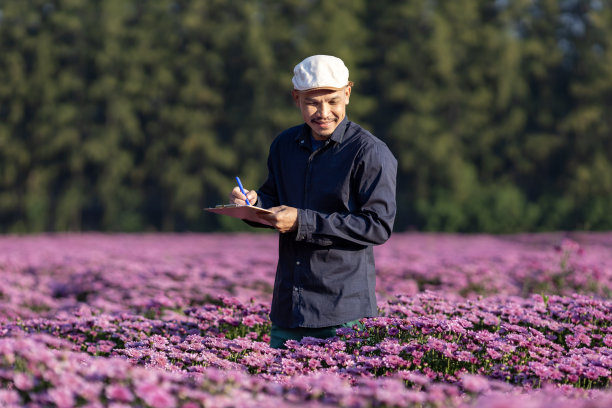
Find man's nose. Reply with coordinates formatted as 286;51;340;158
318;103;330;117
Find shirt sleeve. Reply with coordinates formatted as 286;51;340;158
295;142;397;247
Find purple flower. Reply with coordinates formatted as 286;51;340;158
242;314;265;327
584;366;610;381
3;232;612;407
486;348;503;360
461;374;490;393
105;385;134;402
48;387;76;408
382;354;406;369
13;372;34;391
0;390;20;405
379;338;403;355
335;327;356;338
136;383;176;408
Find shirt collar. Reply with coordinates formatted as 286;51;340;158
295;116;349;146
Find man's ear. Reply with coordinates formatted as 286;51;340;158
291;90;300;107
345;86;351;105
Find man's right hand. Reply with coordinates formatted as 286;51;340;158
229;186;258;206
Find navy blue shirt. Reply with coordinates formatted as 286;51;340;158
255;117;397;328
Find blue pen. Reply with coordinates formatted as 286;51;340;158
235;176;251;206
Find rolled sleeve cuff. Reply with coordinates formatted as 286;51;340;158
296;208;314;241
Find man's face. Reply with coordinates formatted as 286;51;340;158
292;86;351;140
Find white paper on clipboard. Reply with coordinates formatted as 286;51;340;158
204;204;274;226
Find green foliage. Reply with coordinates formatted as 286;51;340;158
365;0;612;232
0;0;611;232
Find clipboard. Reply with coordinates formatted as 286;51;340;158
204;204;275;226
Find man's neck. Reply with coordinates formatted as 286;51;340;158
311;131;330;141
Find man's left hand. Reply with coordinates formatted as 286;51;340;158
258;205;298;233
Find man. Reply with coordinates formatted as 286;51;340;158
229;55;397;348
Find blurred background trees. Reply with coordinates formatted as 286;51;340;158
1;0;611;233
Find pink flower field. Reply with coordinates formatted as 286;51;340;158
0;232;611;407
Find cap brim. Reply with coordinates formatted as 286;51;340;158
294;85;349;92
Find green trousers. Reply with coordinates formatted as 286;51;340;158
270;319;363;349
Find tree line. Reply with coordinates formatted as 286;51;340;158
1;0;611;233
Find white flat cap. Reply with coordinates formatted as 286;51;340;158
292;55;350;91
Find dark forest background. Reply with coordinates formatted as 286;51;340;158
1;0;611;233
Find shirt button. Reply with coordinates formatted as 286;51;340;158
296;261;300;265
